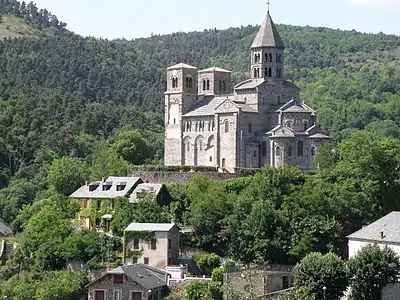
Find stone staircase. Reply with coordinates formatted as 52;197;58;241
1;240;14;263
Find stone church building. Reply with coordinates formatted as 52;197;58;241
164;11;330;172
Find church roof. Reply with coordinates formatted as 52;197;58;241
251;11;285;49
277;99;314;114
183;96;230;117
308;133;330;139
198;67;232;73
267;125;295;137
167;63;197;70
235;79;265;90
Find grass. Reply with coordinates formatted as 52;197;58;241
0;14;38;39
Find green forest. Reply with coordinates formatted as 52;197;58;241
0;0;400;299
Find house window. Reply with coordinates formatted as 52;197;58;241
202;79;206;91
269;53;273;62
114;290;122;300
168;239;172;250
288;146;292;157
282;276;289;289
132;257;138;264
248;123;252;133
151;239;157;250
144;257;149;265
304;121;308;131
262;141;267;157
131;292;142;300
276;53;282;63
113;275;124;284
224;120;229;133
264;67;268;77
210;156;212;162
268;67;272;77
133;239;139;250
102;183;112;191
219;80;222;92
311;147;316;157
116;184;126;191
95;290;105;300
222;158;226;168
206;79;210;90
186;142;190;151
297;141;304;157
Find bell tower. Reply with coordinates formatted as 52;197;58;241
250;11;285;80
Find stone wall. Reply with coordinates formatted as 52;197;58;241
131;171;245;184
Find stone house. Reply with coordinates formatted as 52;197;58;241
164;10;330;172
87;264;169;300
124;223;180;269
347;211;400;258
129;183;171;206
69;176;143;231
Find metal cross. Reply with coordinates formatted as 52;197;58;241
267;0;272;11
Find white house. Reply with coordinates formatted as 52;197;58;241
347;211;400;258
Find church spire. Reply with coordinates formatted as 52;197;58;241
251;11;284;49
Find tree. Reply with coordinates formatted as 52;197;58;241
348;244;400;300
293;252;348;300
112;130;150;165
47;157;89;196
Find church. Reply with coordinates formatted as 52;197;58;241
164;10;330;173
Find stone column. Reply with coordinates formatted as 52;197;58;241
270;140;275;167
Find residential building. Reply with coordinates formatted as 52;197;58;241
87;264;169;300
124;223;179;268
164;9;330;172
347;211;400;258
129;183;171;206
70;176;143;231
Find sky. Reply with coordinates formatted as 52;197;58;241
32;0;400;39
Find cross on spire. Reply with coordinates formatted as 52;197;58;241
267;0;271;12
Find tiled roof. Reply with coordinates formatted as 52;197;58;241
277;99;314;114
183;96;232;117
348;211;400;243
129;183;163;204
167;63;197;70
268;125;295;137
251;11;285;49
235;79;265;90
125;223;177;232
198;66;231;73
69;177;142;199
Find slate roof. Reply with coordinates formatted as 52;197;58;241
183;96;232;117
88;264;168;290
167;63;197;70
267;125;295;137
125;223;177;232
0;219;11;236
347;211;400;243
198;66;231;73
308;133;330;139
251;11;285;49
69;176;141;199
129;183;163;204
277;99;314;114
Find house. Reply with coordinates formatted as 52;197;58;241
70;177;143;231
129;183;171;206
347;211;400;258
0;219;11;237
124;223;179;268
87;264;169;300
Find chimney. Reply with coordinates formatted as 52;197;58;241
105;265;111;273
101;177;105;183
85;181;88;186
380;230;384;240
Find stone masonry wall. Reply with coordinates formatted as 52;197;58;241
131;171;245;184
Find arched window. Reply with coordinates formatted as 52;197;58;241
206;80;210;90
276;53;282;63
297;141;304;157
265;53;268;62
311;147;316;157
189;78;193;88
187;142;190;151
208;122;211;131
186;122;190;132
268;67;272;77
223;80;226;93
262;141;267;157
173;118;176;124
224;120;229;133
269;53;273;62
219;80;222;92
276;146;281;156
288;146;292;156
210;156;213;162
202;79;206;91
195;122;198;132
265;68;268;77
199;141;203;151
304;121;308;131
248;123;252;133
254;68;257;78
212;120;215;131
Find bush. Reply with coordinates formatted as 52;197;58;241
185;281;211;300
129;164;217;173
192;252;221;276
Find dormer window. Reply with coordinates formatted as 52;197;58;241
113;275;124;284
89;183;99;192
102;182;112;191
116;183;127;191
